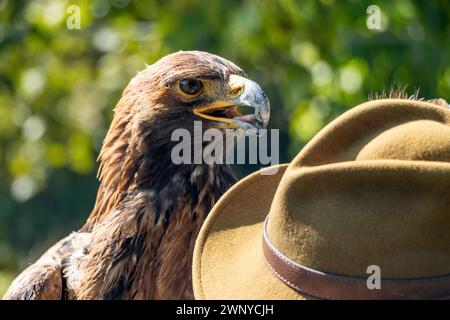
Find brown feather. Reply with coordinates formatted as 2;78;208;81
4;51;241;300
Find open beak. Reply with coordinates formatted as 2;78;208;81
193;75;270;130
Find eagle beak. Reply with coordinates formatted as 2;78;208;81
193;75;270;130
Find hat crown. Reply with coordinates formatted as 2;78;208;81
268;99;450;278
296;99;450;166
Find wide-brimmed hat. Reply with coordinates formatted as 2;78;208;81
192;98;450;300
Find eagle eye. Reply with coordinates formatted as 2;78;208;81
179;78;203;95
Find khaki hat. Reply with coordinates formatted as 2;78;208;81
192;98;450;300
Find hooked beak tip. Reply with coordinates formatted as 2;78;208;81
234;78;270;130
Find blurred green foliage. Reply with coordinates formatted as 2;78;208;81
0;0;449;295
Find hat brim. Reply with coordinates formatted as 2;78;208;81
193;164;306;300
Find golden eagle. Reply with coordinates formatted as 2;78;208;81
4;51;270;300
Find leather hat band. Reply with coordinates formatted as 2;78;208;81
262;216;450;300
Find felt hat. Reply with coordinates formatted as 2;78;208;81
192;98;450;300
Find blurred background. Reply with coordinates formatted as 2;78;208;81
0;0;449;295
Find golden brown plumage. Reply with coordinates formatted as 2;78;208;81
3;51;270;300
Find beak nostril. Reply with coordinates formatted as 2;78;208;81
229;74;247;98
230;86;244;98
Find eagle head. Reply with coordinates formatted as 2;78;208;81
126;50;270;135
